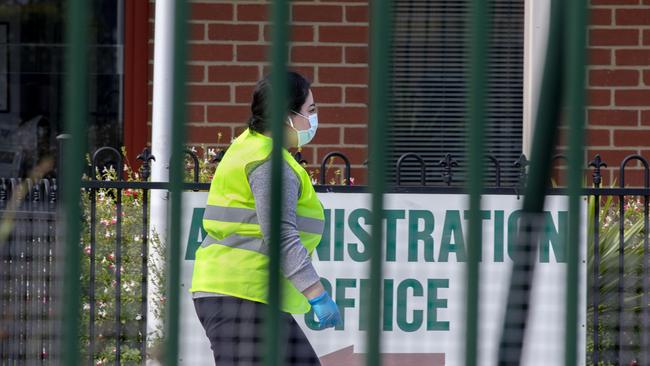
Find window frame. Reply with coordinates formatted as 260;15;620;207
523;0;551;156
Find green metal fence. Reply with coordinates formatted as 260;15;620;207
58;0;588;365
61;0;89;364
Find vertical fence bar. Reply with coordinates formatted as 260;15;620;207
564;0;587;363
0;179;4;359
61;0;89;364
367;1;393;366
266;1;288;365
48;179;56;361
618;191;624;364
34;184;44;362
33;184;40;361
0;181;5;361
115;184;123;365
89;184;96;365
31;182;38;360
592;190;600;365
589;154;605;364
19;196;26;360
163;0;188;364
25;183;32;361
9;204;16;363
497;0;564;363
465;0;489;364
641;192;650;365
141;182;149;364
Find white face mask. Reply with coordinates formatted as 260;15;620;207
288;111;318;147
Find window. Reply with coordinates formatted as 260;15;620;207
0;0;124;178
389;0;524;186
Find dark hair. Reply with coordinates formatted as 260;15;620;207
248;71;311;134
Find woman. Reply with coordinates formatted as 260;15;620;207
190;72;340;366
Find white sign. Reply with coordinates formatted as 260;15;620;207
178;193;586;366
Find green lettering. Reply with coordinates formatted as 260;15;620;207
359;279;394;331
359;279;370;331
348;209;371;262
397;279;423;332
426;279;449;331
539;211;568;263
315;209;331;261
184;208;207;260
507;210;522;261
384;210;405;261
439;210;466;262
494;210;504;262
384;279;394;331
408;210;435;262
463;210;491;261
334;209;345;261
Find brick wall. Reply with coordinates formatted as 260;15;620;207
149;1;370;184
586;0;650;186
146;1;649;186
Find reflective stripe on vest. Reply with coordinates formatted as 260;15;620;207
203;205;258;224
203;204;325;235
200;233;266;253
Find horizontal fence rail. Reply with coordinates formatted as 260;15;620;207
63;146;646;190
87;147;649;189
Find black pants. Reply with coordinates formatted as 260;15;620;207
194;297;321;366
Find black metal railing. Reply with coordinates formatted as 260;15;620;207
0;178;57;363
1;147;650;365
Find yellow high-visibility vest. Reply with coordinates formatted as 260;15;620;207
189;128;325;314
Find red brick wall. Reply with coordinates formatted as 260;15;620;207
146;1;649;186
149;1;369;184
586;0;650;186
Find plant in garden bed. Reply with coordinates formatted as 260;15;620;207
304;151;355;186
79;160;153;364
587;192;649;366
185;135;226;183
79;144;223;364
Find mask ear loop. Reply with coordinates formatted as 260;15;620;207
291;110;310;121
286;115;295;128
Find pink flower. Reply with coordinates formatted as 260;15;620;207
84;246;92;256
124;189;139;199
106;252;115;262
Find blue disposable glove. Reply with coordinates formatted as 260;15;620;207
308;291;341;330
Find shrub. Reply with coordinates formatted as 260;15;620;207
587;194;648;366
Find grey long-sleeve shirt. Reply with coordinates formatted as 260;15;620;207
248;160;321;292
193;159;321;299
